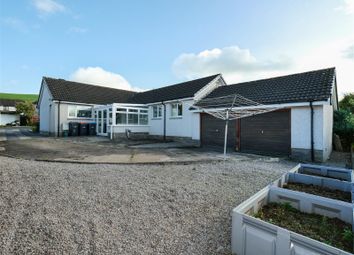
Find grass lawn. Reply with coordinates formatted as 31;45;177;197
0;93;38;102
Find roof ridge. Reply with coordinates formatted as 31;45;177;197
44;77;137;93
142;74;220;92
226;67;335;87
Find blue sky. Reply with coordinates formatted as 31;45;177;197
0;0;353;96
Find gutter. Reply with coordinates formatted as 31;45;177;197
190;100;329;113
310;101;314;162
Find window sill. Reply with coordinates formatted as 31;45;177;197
169;116;183;119
151;118;162;120
67;117;94;120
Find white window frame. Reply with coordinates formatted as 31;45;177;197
115;107;149;126
68;105;93;119
152;105;162;119
170;102;183;118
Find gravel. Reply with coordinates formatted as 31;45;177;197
0;156;295;254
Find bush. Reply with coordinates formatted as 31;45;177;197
31;122;40;133
333;109;354;151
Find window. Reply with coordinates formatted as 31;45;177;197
115;107;148;125
171;103;183;117
68;105;92;118
128;113;139;124
152;105;162;118
116;112;127;124
139;113;148;125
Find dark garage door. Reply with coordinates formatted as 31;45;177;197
201;113;236;150
201;110;290;155
240;110;291;155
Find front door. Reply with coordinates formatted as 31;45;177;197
97;109;108;136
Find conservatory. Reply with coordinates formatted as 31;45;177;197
94;103;149;138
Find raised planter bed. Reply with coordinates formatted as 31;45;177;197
295;163;353;182
232;163;354;255
231;185;354;255
275;170;354;203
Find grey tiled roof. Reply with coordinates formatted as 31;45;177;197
128;74;220;104
44;78;137;105
0;99;23;107
44;74;219;105
196;68;335;107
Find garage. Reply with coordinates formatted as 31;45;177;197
200;110;291;156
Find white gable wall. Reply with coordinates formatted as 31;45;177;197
291;105;323;150
39;81;53;133
291;103;333;161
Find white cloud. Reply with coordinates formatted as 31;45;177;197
68;26;88;34
70;67;143;91
336;0;354;15
342;44;354;59
172;42;354;98
32;0;65;14
172;45;293;81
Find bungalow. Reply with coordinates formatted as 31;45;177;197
37;67;338;162
0;99;21;126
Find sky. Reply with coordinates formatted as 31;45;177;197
0;0;353;97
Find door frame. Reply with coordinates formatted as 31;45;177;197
96;109;108;136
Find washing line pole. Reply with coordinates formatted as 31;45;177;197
223;110;229;160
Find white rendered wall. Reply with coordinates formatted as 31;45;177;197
291;105;323;150
148;105;164;136
165;99;199;139
322;104;333;160
39;82;52;133
111;125;149;133
0;113;19;125
148;99;200;140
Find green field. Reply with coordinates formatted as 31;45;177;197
0;93;38;102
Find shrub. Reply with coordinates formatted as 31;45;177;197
333;109;354;151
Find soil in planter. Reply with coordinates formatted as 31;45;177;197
254;203;353;253
283;182;351;203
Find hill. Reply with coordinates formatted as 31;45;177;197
0;93;38;102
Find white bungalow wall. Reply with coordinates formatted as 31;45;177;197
291;104;333;161
39;81;53;133
0;113;19;125
148;99;200;141
322;104;333;160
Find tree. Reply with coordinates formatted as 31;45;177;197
339;93;354;113
16;101;36;125
333;94;354;151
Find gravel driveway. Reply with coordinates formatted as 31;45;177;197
0;156;295;254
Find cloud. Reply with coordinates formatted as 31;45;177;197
68;26;88;34
2;17;28;33
342;44;354;59
172;45;293;81
32;0;65;14
70;67;143;91
293;39;354;98
335;0;354;15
